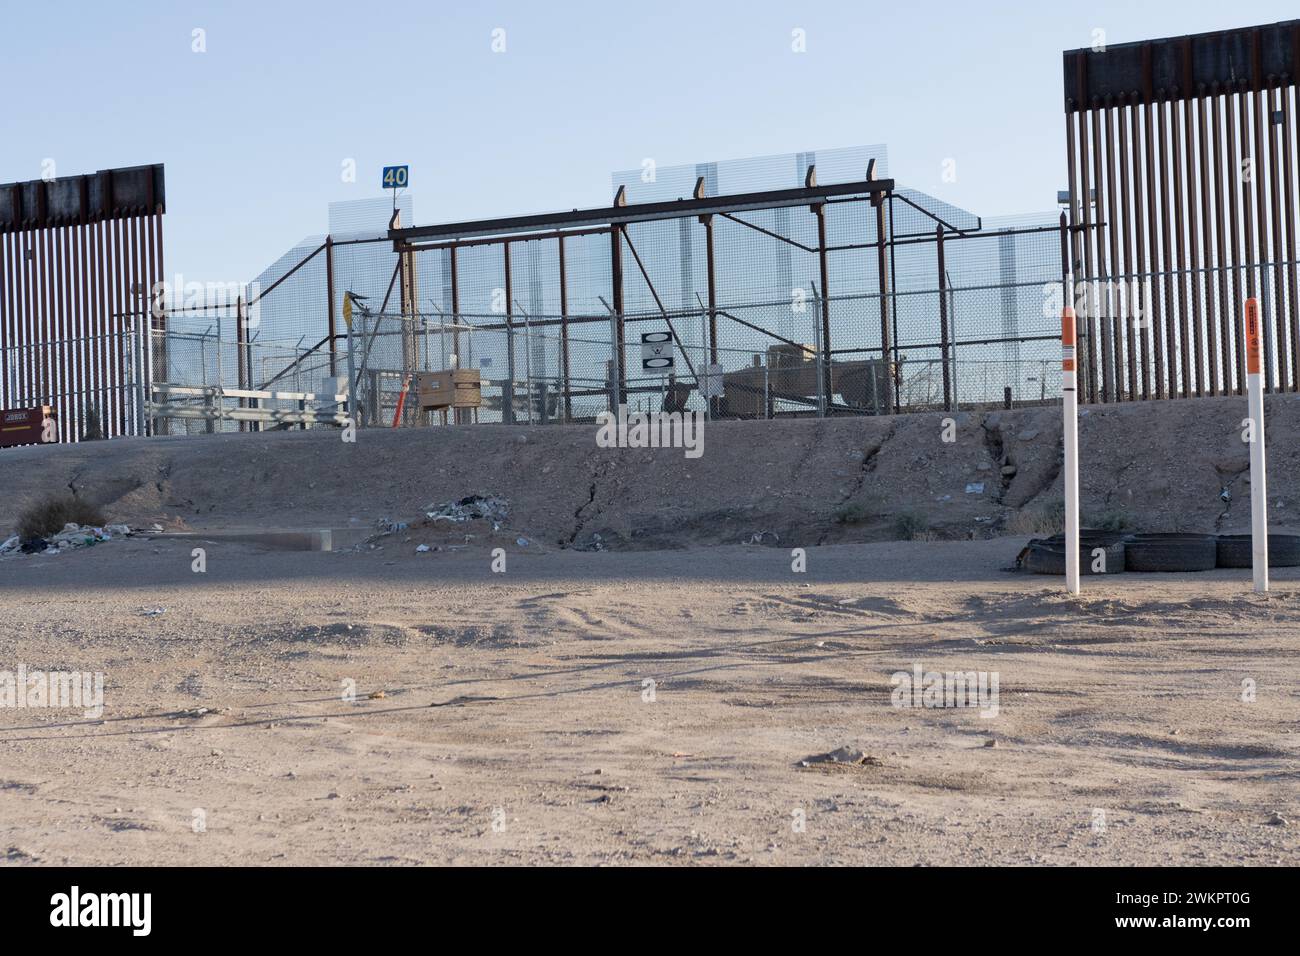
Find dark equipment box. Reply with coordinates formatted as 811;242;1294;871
0;406;55;448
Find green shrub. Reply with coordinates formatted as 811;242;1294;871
834;502;872;525
893;509;930;540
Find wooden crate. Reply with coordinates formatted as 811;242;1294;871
416;370;481;410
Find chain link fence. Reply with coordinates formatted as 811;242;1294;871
3;326;145;438
150;162;1077;432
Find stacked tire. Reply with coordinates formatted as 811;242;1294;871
1215;533;1300;568
1019;531;1129;575
1017;530;1300;574
1123;533;1218;572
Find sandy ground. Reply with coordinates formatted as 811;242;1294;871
2;535;1297;866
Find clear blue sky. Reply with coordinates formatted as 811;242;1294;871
2;0;1295;285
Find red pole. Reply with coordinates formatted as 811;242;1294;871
391;375;411;427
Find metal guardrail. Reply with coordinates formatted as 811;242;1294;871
149;384;350;428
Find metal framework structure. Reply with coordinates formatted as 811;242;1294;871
156;162;1069;434
0;164;164;441
1063;19;1300;402
389;169;898;421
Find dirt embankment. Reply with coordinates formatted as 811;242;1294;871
1;395;1297;550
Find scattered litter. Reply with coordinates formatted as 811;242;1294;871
983;739;998;748
798;745;883;768
425;494;510;525
573;532;606;553
177;707;209;718
747;530;780;545
368;690;387;700
937;494;952;502
375;518;408;535
3;523;134;557
965;482;985;495
415;544;431;553
515;536;530;547
140;606;166;617
1220;487;1232;503
1268;812;1289;827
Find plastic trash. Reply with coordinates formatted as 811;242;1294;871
425;494;510;524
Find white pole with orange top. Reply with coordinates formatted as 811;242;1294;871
1061;306;1081;595
1244;297;1269;593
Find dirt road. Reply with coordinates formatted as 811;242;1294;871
2;536;1296;866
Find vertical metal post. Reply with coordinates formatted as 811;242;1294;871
1063;304;1080;595
1267;81;1288;390
1170;98;1191;398
346;305;357;430
1129;97;1150;399
1091;107;1113;402
112;218;126;435
449;245;461;366
1227;91;1245;393
1212;88;1234;395
1078;108;1098;403
814;203;832;414
1251;80;1273;391
1158;97;1178;399
937;225;951;411
702;213;719;418
1117;99;1137;399
0;232;7;410
450;245;466;424
1286;80;1300;391
56;225;69;440
235;295;245;432
1065;110;1080;293
1102;102;1123;399
152;195;165;416
875;198;892;414
325;235;337;377
610;225;626;410
1244;296;1269;592
1183;93;1204;397
1143;101;1163;398
557;235;571;422
887;193;901;411
92;219;105;427
503;240;515;423
1197;91;1219;395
